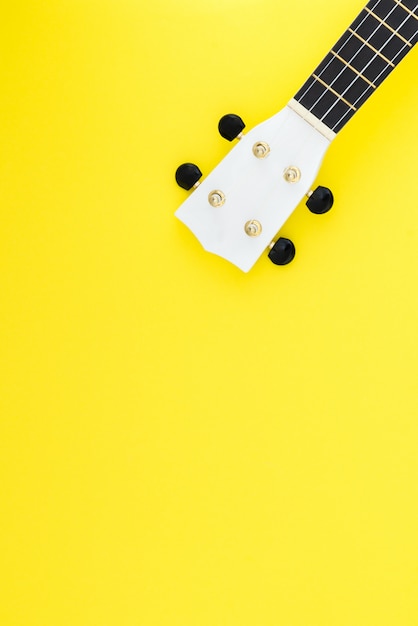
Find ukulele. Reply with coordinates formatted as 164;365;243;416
174;0;418;273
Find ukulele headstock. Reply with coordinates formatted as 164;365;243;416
175;104;334;272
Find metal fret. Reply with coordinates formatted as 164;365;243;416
348;28;395;66
365;6;413;46
334;30;393;86
394;0;418;20
323;102;356;133
315;51;373;95
331;50;377;88
363;1;418;44
293;0;418;135
312;74;357;111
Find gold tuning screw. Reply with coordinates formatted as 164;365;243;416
244;220;262;237
208;190;226;207
252;142;270;159
283;166;301;183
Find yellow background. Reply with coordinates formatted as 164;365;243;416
1;1;417;624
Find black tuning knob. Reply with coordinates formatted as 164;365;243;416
218;114;246;141
268;238;296;266
306;186;334;214
175;163;203;190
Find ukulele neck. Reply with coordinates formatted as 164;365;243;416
289;0;418;139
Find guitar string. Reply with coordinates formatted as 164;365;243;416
330;31;416;130
328;5;417;130
305;0;407;116
297;0;412;104
324;1;417;129
295;5;371;103
295;0;417;127
325;1;417;129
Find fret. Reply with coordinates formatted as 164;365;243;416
348;28;395;66
336;30;393;86
312;74;357;110
331;50;377;88
397;0;418;13
293;0;418;135
351;11;412;62
295;75;356;133
322;101;357;134
394;0;418;20
295;76;350;114
314;53;374;107
370;0;418;39
365;7;412;46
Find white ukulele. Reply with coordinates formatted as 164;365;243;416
175;0;418;272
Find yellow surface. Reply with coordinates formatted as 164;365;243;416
1;1;417;625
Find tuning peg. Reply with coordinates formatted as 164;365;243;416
306;186;334;214
268;238;296;265
175;163;203;190
218;114;246;141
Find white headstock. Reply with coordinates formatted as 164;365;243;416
175;104;334;272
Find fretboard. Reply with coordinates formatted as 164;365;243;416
292;0;418;135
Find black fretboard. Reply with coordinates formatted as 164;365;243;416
294;0;418;134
